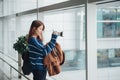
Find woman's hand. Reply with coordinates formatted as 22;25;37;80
53;31;59;35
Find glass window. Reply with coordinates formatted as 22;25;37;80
97;6;120;38
97;7;120;20
42;7;86;80
63;50;85;70
19;14;37;36
97;22;120;38
0;19;2;50
115;49;120;57
97;49;109;68
16;0;37;13
110;48;120;67
3;17;18;60
97;48;120;68
3;0;37;15
97;2;120;80
38;0;69;7
0;0;3;16
3;0;16;15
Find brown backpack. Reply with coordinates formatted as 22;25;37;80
44;43;65;76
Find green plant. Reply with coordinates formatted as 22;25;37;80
13;35;29;54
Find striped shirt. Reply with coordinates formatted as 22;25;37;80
28;34;58;70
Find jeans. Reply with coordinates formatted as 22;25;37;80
32;69;47;80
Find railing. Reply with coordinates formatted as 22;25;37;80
0;51;31;80
0;50;18;63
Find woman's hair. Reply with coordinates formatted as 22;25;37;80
28;20;45;41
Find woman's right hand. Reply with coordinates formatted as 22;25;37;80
53;31;59;35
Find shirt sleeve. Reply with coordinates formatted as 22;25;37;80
29;34;58;56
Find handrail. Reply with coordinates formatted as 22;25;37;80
0;57;31;80
0;51;31;80
0;50;18;63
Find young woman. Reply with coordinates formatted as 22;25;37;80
28;20;59;80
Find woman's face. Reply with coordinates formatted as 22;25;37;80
35;25;43;36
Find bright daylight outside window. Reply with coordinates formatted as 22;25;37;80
97;5;120;68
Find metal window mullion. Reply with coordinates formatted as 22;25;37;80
85;0;88;80
85;2;97;80
36;0;39;20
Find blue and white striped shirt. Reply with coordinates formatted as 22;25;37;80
28;34;58;70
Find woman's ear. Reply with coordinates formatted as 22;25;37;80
33;27;36;31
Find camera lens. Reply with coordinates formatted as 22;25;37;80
59;32;63;37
